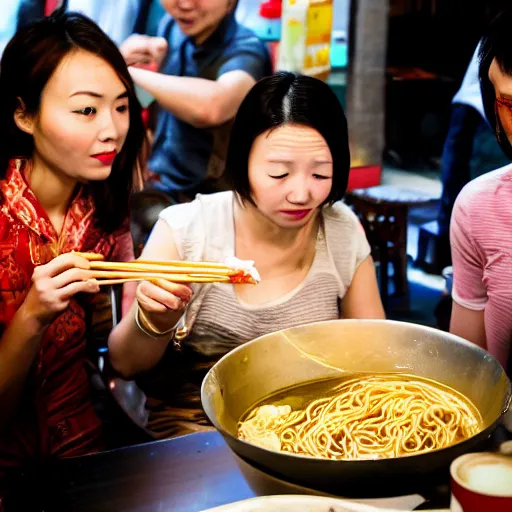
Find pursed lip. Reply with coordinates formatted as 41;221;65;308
91;150;117;166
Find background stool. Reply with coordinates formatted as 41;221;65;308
346;185;435;310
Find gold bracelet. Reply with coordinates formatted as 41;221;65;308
134;304;161;339
135;303;176;339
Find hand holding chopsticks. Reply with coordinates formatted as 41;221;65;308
66;252;261;338
135;277;192;337
25;253;100;328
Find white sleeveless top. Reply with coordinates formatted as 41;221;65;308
158;191;370;354
141;192;371;438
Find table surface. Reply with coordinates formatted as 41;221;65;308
348;186;435;206
4;428;511;512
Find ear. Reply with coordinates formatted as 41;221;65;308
14;98;35;136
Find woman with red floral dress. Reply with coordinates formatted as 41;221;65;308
0;9;144;486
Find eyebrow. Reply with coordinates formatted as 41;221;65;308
267;158;294;163
267;157;333;164
69;91;128;99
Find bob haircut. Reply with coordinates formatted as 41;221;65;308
224;72;350;205
479;8;512;160
0;9;145;233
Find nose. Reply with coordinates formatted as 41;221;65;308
176;0;195;10
98;111;121;143
286;174;311;205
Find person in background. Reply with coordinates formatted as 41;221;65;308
436;42;487;270
65;0;153;46
0;1;22;57
0;10;144;483
436;38;510;270
120;0;272;203
108;72;385;439
450;8;512;376
15;0;47;31
143;0;167;37
1;1;63;57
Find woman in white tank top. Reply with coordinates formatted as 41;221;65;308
108;73;385;437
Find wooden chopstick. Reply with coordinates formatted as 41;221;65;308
72;251;105;261
74;251;237;271
97;278;141;286
89;261;232;275
91;270;232;283
96;276;229;286
136;259;232;269
72;251;257;285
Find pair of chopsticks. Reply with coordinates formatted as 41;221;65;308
72;252;257;286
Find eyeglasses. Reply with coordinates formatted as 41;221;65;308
494;97;512;144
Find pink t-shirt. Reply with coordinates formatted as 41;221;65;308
451;164;512;368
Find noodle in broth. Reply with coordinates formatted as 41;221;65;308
237;374;483;460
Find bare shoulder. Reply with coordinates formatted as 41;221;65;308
323;201;366;235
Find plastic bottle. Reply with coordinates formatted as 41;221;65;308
242;1;282;72
258;0;282;42
243;0;282;42
278;0;333;81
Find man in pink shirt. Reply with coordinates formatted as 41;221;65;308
450;9;512;374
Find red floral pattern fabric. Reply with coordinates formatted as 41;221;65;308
0;159;134;472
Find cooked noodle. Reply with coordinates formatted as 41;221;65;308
237;375;482;460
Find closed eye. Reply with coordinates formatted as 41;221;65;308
313;174;331;180
268;173;288;179
73;107;96;116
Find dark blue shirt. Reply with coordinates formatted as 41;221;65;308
149;13;271;194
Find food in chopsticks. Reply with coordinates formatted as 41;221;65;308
71;252;260;286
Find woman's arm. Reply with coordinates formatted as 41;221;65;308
450;302;486;349
0;307;46;430
108;219;190;377
449;185;488;350
341;256;385;319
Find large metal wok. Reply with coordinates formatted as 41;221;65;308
201;320;511;497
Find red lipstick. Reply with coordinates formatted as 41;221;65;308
92;150;117;166
280;209;311;220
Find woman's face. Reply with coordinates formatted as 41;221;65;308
489;57;512;145
248;124;334;229
18;49;130;183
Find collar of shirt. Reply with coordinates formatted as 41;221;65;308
0;159;96;257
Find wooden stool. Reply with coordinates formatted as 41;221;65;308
346;185;435;310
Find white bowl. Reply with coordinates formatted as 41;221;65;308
201;495;446;512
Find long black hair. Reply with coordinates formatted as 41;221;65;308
224;72;350;206
479;8;512;159
0;9;145;233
